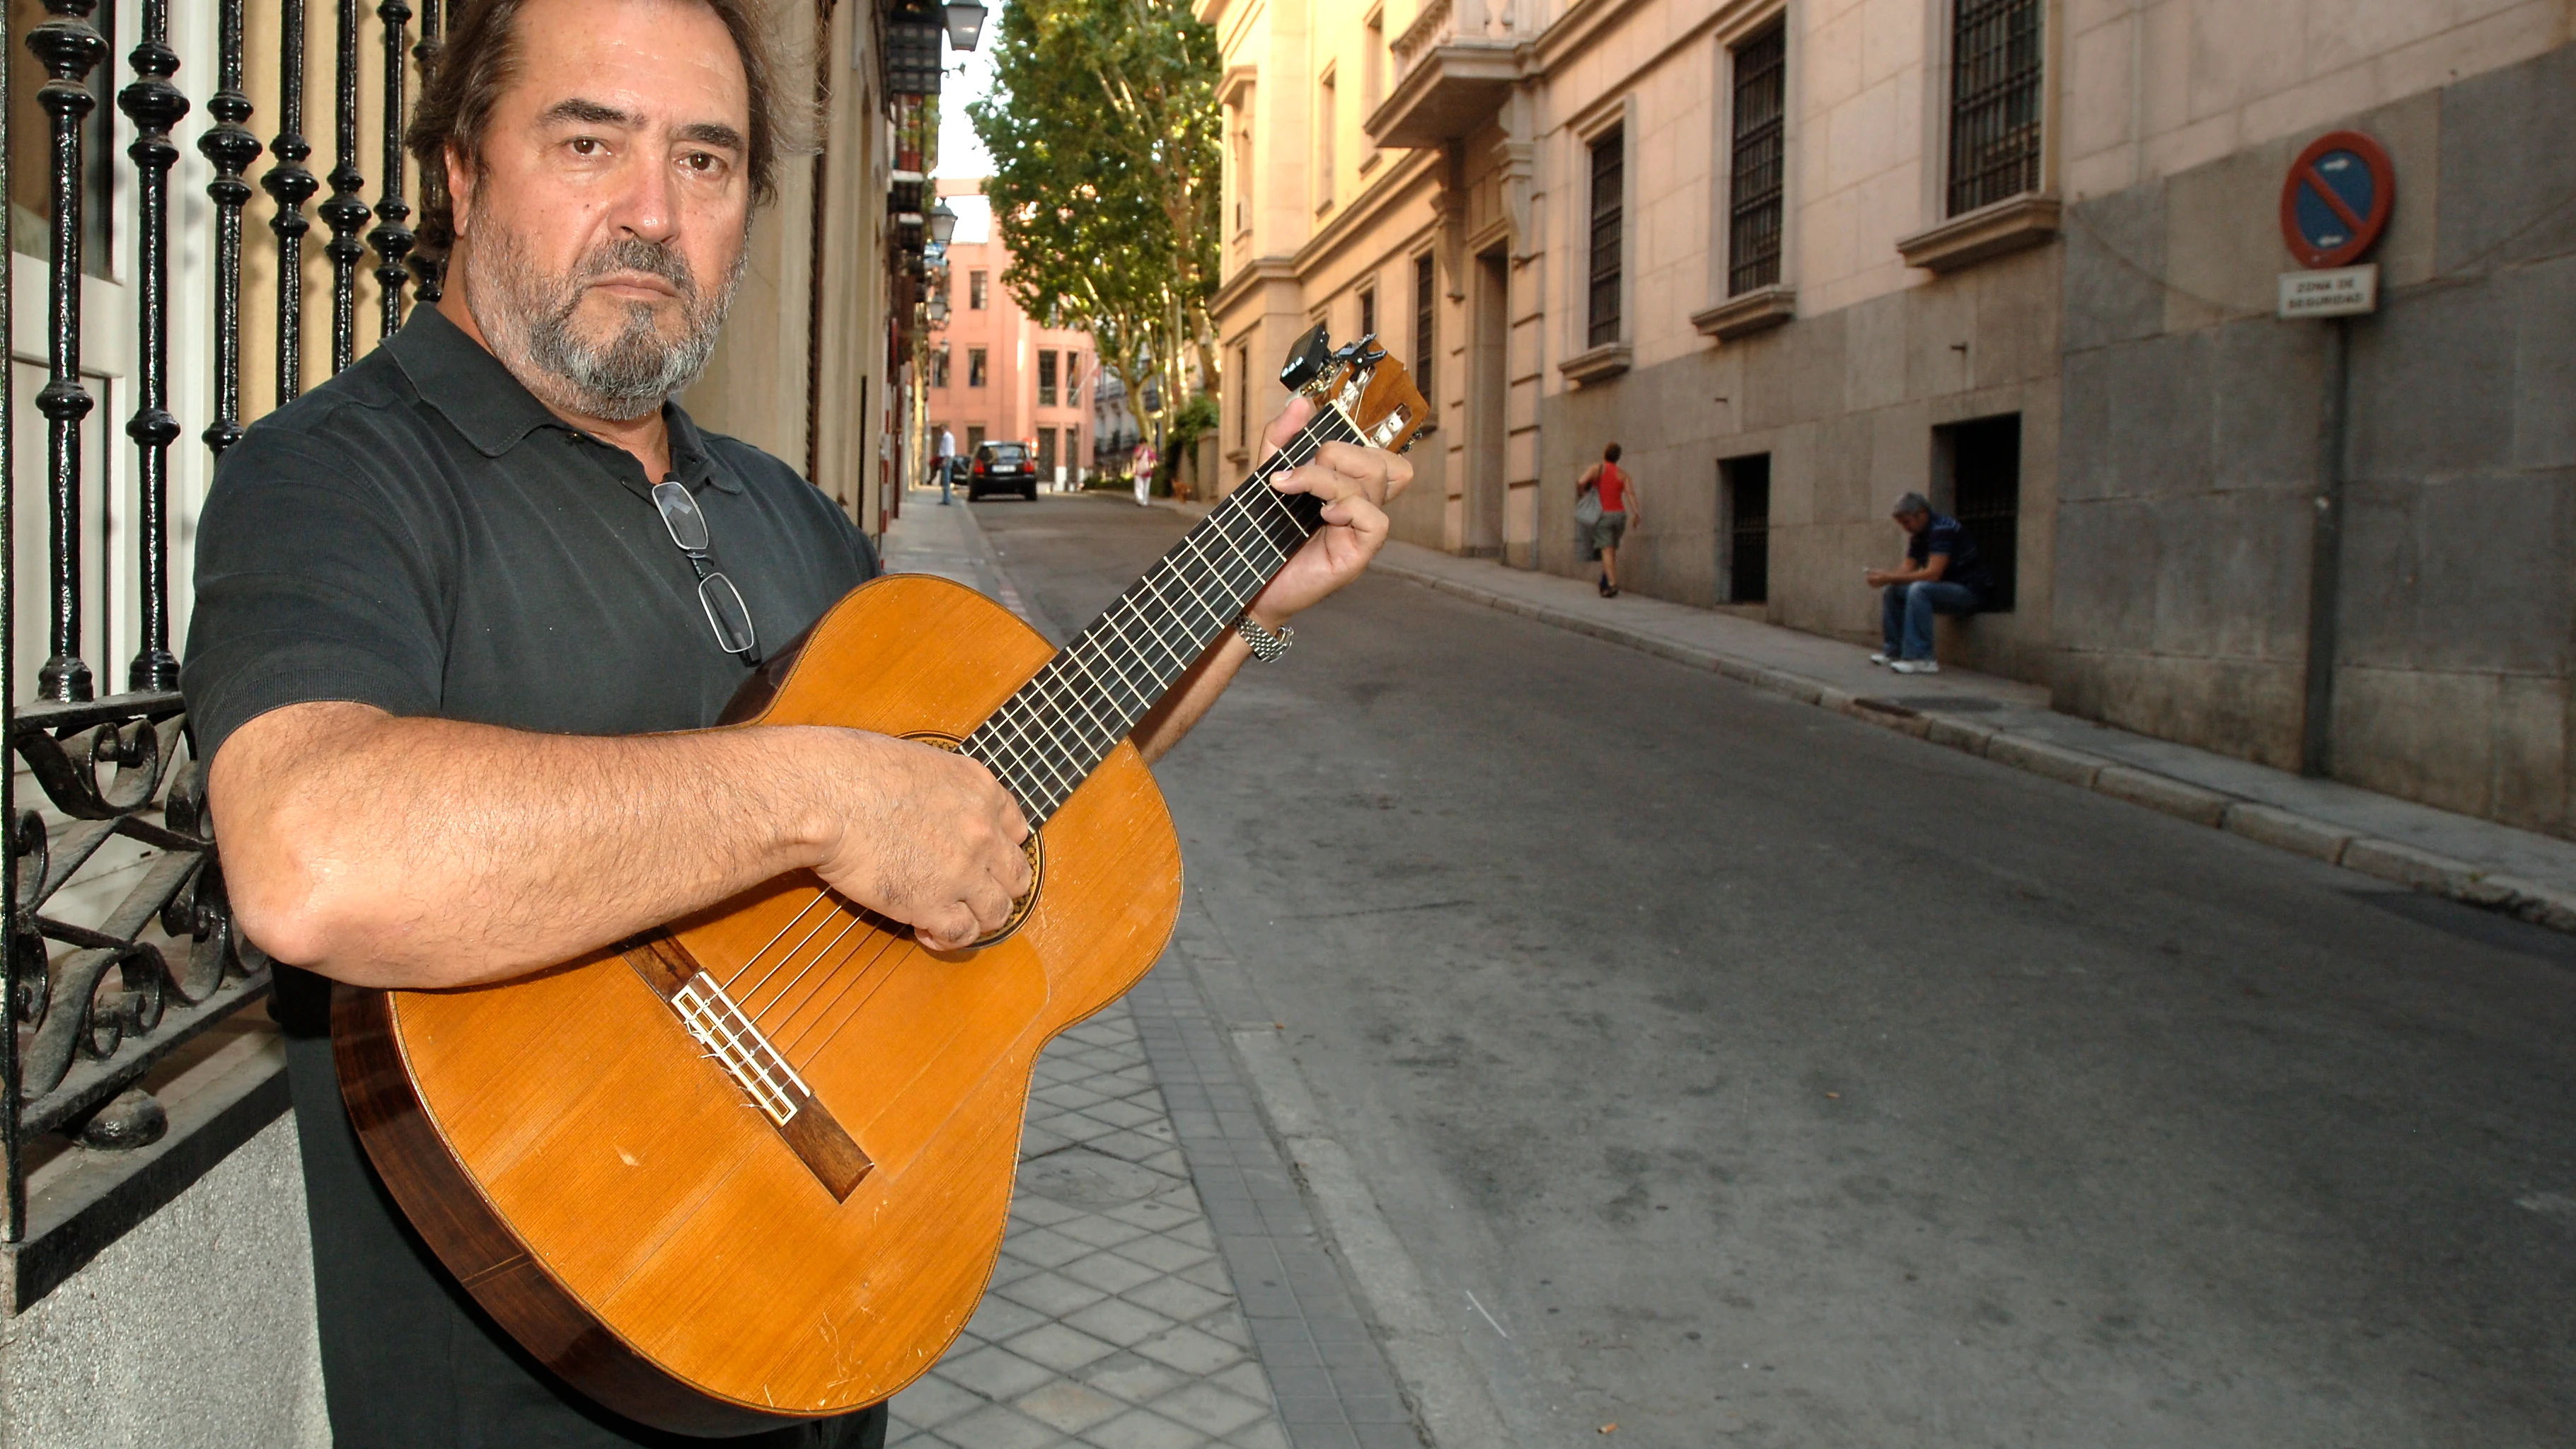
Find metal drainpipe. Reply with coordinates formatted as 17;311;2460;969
2299;313;2352;778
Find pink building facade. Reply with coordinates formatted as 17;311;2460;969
925;180;1096;485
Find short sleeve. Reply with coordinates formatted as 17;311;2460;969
180;424;449;766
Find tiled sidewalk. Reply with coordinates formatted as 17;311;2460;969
886;1005;1288;1449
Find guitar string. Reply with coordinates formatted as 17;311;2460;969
744;901;874;1018
766;910;911;1047
712;888;832;995
732;889;858;1003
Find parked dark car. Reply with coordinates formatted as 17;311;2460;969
967;441;1039;501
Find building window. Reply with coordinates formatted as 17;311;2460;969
1065;354;1082;406
1038;428;1058;480
1316;68;1336;211
1728;23;1787;296
969;347;988;388
1587;127;1624;348
1413;253;1436;406
1236;345;1252;446
1232;112;1253;233
1947;0;2044;217
929;347;951;389
1938;414;2021;611
1358;287;1376;342
1065;426;1079;471
1039;350;1059;407
1722;454;1771;604
968;425;987;451
969;270;990;308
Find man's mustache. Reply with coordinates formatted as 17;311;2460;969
571;238;699;304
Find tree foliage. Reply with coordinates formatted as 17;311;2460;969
969;0;1221;463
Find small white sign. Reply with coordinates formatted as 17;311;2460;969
2278;265;2379;319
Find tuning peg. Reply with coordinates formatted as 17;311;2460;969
1280;324;1333;391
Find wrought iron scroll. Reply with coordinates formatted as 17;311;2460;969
265;0;317;403
200;0;259;457
323;0;369;374
407;0;444;304
120;1;187;693
28;1;105;707
371;1;415;335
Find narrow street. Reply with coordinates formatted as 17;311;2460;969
971;492;2576;1449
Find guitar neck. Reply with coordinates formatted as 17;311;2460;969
959;407;1362;823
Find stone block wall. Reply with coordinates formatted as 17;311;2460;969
2055;42;2576;833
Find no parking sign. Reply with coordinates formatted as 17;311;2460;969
2280;131;2394;268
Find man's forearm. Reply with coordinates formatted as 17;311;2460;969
1131;630;1254;763
214;706;850;988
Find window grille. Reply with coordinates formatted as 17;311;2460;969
969;348;989;387
1413;253;1436;407
1358;289;1375;342
1946;0;2043;217
1587;127;1623;348
969;270;988;308
1039;350;1058;407
1237;346;1252;446
1728;25;1786;296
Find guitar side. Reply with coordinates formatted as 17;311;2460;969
335;575;1186;1428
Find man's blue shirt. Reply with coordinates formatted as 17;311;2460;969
1907;512;1992;600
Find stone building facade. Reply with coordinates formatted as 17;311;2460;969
1201;0;2576;836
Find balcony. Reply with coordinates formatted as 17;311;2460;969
1365;0;1525;150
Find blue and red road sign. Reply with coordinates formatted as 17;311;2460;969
2280;130;2395;269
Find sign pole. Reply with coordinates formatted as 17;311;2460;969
2300;314;2350;778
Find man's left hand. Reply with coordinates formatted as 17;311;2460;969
1249;396;1414;624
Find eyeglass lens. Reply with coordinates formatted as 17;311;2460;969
651;480;712;553
698;572;757;656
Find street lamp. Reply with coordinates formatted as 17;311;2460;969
927;199;959;248
943;1;988;51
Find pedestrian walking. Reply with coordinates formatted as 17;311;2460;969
1132;443;1159;507
935;425;957;506
1866;491;1992;674
1576;444;1639;597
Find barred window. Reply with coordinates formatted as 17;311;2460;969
1947;0;2044;217
1358;287;1376;342
1727;24;1786;296
1039;350;1059;407
1587;127;1624;349
1413;252;1436;406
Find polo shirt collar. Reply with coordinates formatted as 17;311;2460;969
385;304;741;495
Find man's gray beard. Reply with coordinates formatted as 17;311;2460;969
466;226;746;422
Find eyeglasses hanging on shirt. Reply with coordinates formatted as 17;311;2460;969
650;480;760;662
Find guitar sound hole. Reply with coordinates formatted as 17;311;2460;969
904;732;1046;949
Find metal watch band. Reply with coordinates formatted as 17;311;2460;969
1235;613;1294;662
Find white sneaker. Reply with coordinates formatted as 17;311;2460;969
1868;652;1891;666
1890;659;1940;674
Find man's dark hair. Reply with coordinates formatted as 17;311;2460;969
1603;442;1622;463
408;0;805;261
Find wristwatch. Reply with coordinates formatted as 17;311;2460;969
1235;613;1294;662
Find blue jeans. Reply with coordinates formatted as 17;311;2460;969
1881;580;1979;659
938;459;954;504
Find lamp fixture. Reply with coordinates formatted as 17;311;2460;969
927;199;959;248
943;1;988;51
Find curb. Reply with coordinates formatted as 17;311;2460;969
1373;558;2576;938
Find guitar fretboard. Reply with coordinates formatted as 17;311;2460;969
959;407;1361;822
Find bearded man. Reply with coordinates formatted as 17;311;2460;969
180;1;1408;1443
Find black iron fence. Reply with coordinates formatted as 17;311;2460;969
4;0;445;1283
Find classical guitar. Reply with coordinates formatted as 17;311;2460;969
332;328;1428;1433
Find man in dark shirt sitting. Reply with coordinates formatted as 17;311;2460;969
1865;491;1991;675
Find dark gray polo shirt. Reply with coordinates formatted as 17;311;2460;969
182;304;883;1449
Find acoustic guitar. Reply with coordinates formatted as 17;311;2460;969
332;328;1428;1433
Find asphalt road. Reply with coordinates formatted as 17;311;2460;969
970;492;2576;1449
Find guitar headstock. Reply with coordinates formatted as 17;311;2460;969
1279;324;1431;456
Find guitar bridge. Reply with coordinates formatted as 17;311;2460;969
670;973;804;1126
624;933;874;1201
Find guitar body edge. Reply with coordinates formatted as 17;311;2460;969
333;986;789;1436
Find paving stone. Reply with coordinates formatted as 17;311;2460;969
1126;1276;1230;1324
1078;1350;1191;1404
1056;1213;1157;1249
1149;1382;1271;1438
1222;1423;1293;1449
1136;1324;1247;1376
1008;1225;1100;1270
2093;765;2235;827
1014;1380;1131;1434
937;1345;1057;1404
1063;1249;1167;1295
1116;1232;1215;1274
965;1293;1051;1344
1009;1322;1124;1373
887;1373;985;1429
937;1402;1066;1449
1078;1407;1209;1449
1065;1295;1180;1349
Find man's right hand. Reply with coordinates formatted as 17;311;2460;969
801;730;1032;952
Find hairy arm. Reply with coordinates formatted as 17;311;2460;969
211;701;1032;988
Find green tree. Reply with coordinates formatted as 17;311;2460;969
969;0;1221;471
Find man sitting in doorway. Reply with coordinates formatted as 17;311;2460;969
1866;491;1991;674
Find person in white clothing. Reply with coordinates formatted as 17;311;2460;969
1132;443;1158;507
935;427;957;506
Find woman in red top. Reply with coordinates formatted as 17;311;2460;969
1578;443;1641;596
